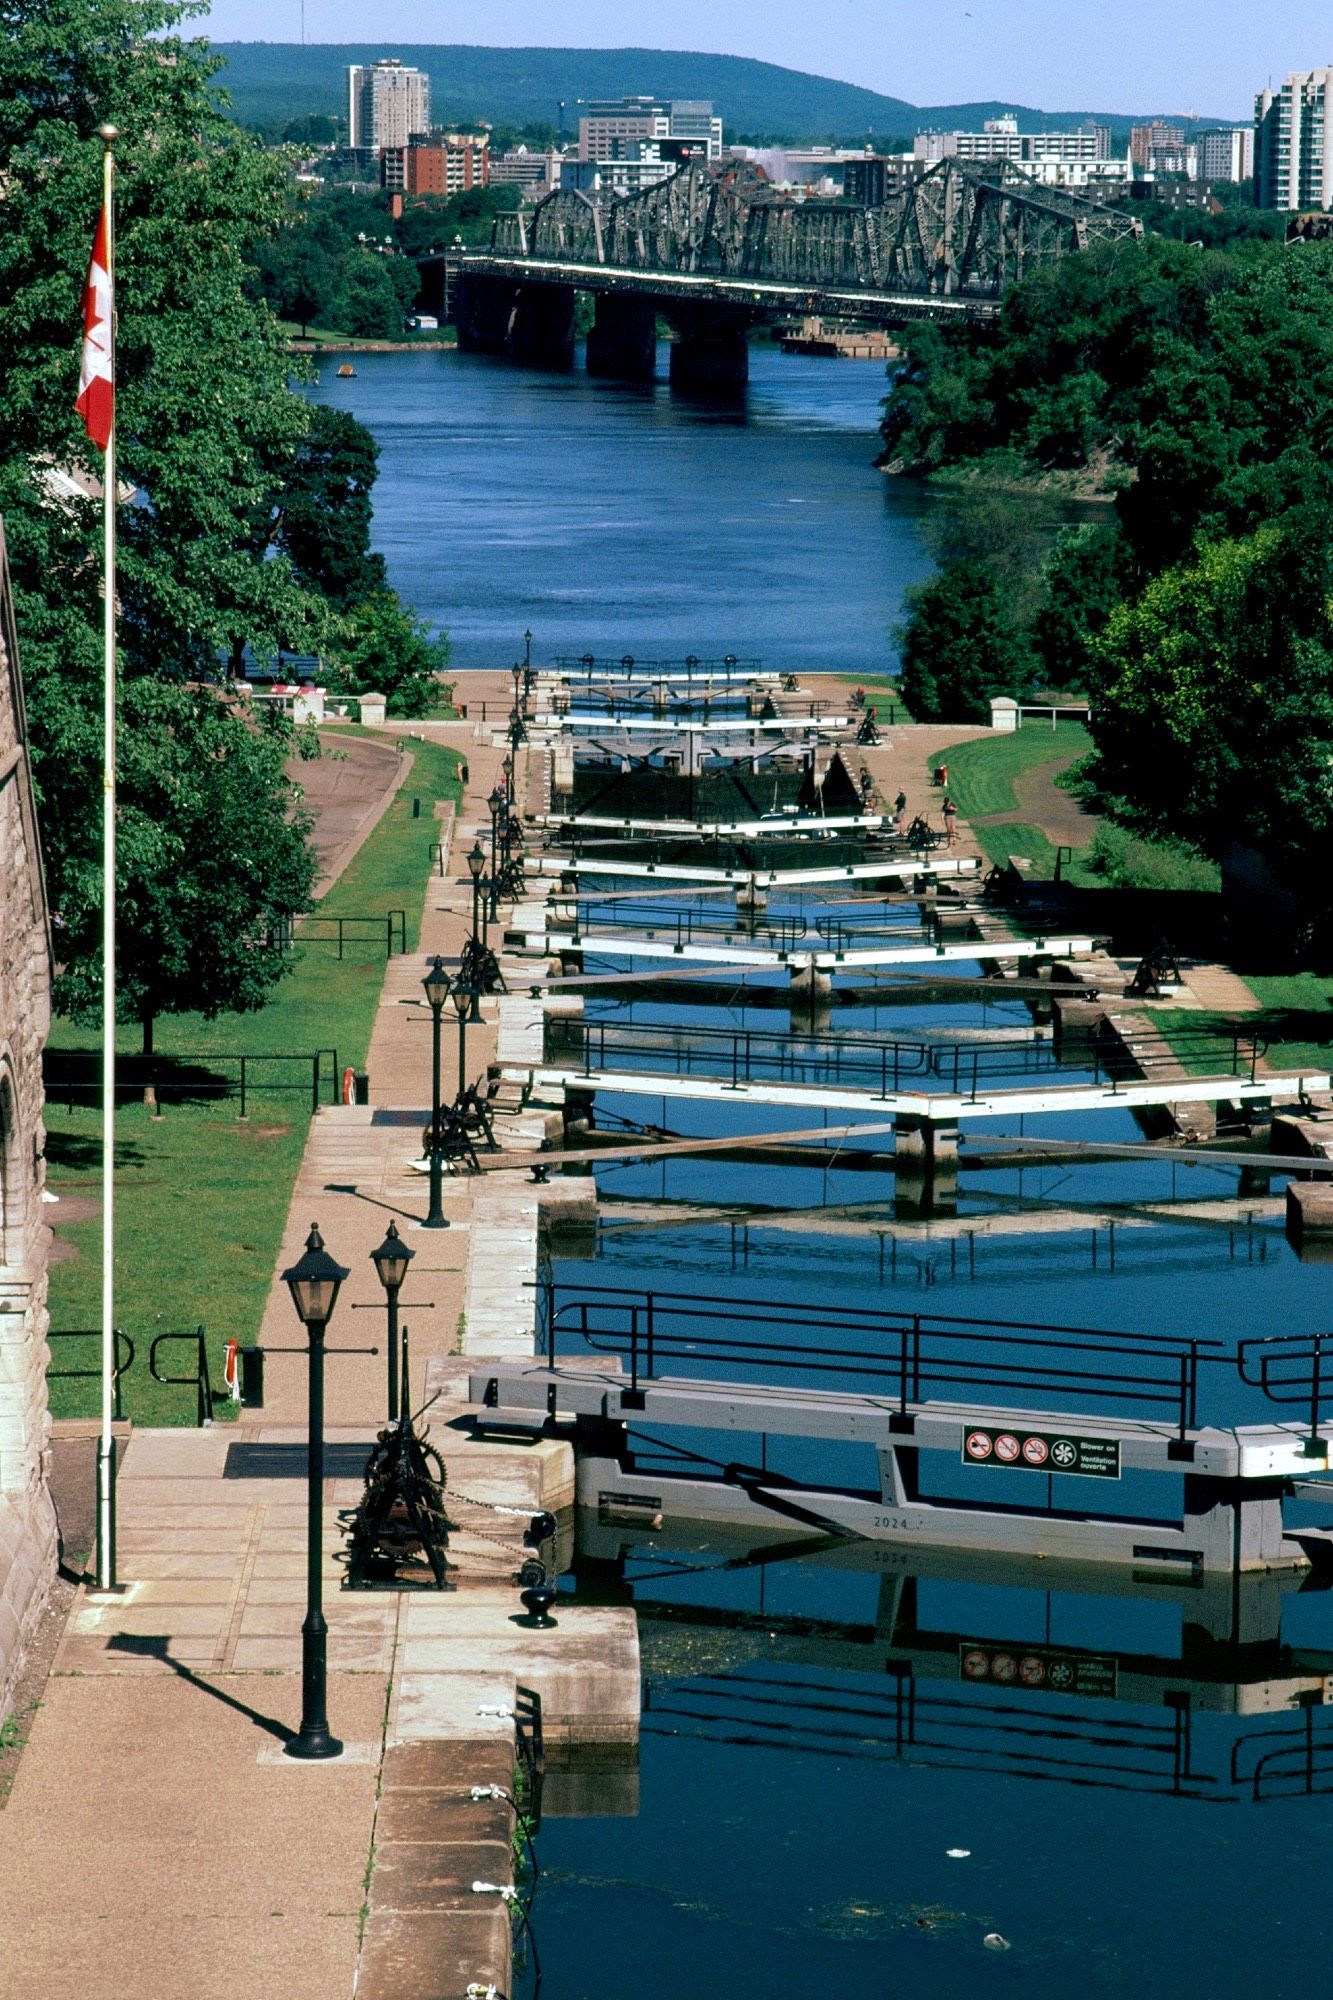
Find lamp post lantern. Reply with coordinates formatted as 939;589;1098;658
282;1222;350;1761
502;753;514;811
422;955;451;1229
451;973;472;1102
369;1218;414;1421
465;840;485;1022
511;661;523;720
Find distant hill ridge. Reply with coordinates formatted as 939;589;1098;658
214;43;1235;145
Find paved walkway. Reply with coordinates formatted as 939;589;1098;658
0;676;644;2000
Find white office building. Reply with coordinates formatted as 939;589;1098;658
577;97;723;163
915;115;1110;166
347;59;431;151
1255;69;1333;209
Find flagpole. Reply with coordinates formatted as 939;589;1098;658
95;122;119;1595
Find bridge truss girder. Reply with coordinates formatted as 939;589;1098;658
496;158;1141;303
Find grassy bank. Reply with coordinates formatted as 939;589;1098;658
934;727;1220;893
45;738;462;1424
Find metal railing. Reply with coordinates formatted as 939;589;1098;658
555;1018;1267;1099
149;1328;215;1427
569;900;931;953
294;909;406;958
46;1329;135;1421
44;1048;340;1116
544;1281;1222;1439
1238;1331;1333;1454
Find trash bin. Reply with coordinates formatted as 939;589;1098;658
354;1071;370;1106
412;796;421;818
239;1346;264;1409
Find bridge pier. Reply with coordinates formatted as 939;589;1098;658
455;273;517;355
586;294;658;381
510;282;577;370
667;309;751;394
894;1114;958;1219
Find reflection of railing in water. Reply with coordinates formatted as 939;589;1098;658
643;1671;1214;1799
559;1017;1268;1097
1230;1708;1333;1801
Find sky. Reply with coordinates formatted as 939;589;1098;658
197;0;1331;119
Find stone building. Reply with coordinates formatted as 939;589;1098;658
0;520;56;1714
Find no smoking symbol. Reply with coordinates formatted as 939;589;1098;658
1051;1440;1078;1470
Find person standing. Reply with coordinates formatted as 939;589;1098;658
894;788;908;835
942;796;958;846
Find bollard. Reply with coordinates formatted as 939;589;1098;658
412;797;421;818
239;1346;265;1408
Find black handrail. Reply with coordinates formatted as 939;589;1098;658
44;1048;340;1115
556;1017;1267;1099
1237;1331;1333;1455
294;910;407;958
149;1327;215;1427
544;1281;1222;1439
46;1329;135;1421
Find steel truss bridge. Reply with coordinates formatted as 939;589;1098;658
433;159;1143;380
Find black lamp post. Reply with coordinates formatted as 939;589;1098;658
282;1222;349;1761
488;784;506;919
502;753;514;811
523;627;533;703
369;1218;414;1422
465;840;485;1021
422;955;451;1229
451;973;473;1101
511;660;524;721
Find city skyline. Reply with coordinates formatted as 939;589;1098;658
198;0;1327;122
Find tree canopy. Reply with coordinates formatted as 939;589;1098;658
0;0;446;1034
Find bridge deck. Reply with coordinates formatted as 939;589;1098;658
536;810;888;837
469;1363;1325;1482
551;715;849;734
536;857;980;888
534;1064;1328;1120
513;931;1094;969
462;252;1000;327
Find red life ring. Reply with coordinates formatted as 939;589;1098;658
342;1065;357;1105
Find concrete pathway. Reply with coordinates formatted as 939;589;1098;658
0;675;641;2000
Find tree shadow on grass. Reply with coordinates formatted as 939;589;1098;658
106;1632;293;1743
45;1131;149;1174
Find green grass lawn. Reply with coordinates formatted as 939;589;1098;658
930;724;1093;823
45;738;462;1424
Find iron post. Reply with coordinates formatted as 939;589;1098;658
422;955;451;1229
370;1219;414;1425
281;1224;349;1761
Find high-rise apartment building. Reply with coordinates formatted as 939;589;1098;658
347;59;431;151
380;133;489;196
1130;120;1185;169
1197;127;1254;182
1255;70;1333;209
577;97;723;163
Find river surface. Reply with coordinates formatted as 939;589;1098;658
310;344;931;676
320;349;1333;2000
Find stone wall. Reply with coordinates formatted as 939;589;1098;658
0;522;56;1715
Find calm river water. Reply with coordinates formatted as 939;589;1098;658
320;348;1333;2000
311;343;931;675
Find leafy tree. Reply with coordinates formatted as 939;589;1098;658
1086;519;1333;884
0;0;328;1030
1032;523;1131;691
274;407;386;605
897;562;1034;722
330;250;416;338
327;592;449;720
48;682;316;1053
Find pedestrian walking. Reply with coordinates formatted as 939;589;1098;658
942;795;958;846
894;788;908;835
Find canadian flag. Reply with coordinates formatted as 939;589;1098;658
75;206;114;451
